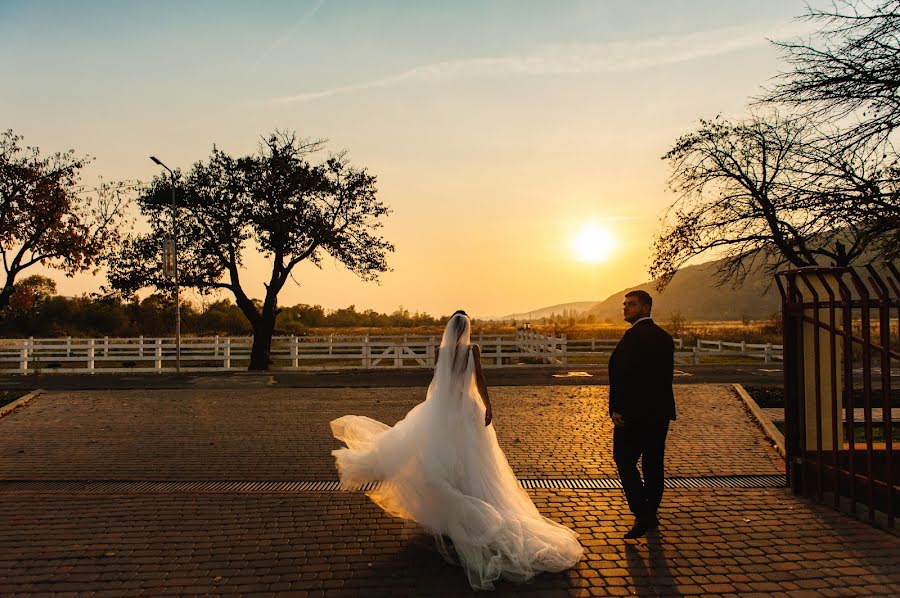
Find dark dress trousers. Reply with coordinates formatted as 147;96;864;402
608;318;676;519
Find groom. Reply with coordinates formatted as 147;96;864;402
608;290;676;539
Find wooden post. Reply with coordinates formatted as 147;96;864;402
291;334;298;368
561;333;568;366
87;339;95;372
138;335;144;358
214;335;219;358
153;338;162;371
103;336;109;357
224;338;231;368
764;343;772;364
19;341;28;373
66;336;72;357
693;347;700;365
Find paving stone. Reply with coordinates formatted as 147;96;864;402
0;385;781;480
0;385;896;596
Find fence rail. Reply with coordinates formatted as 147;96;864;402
566;337;783;365
0;331;783;374
0;331;567;374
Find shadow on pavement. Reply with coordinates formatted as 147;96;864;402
625;534;681;597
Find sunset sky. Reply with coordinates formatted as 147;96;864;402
1;0;811;317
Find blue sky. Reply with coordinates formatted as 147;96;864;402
2;0;812;316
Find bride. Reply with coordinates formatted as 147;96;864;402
330;310;583;590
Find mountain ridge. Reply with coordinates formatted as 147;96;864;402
497;258;781;322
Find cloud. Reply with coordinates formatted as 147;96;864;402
272;20;813;104
254;0;328;68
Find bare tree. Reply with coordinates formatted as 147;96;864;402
763;0;900;146
107;131;394;370
652;114;895;289
0;129;130;311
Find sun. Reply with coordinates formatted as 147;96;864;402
572;224;616;263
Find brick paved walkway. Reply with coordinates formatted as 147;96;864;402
0;384;897;596
0;385;781;480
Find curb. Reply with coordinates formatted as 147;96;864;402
0;389;43;419
733;383;785;460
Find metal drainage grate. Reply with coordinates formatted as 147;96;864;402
0;475;785;494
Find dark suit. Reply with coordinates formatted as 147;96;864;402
608;318;676;519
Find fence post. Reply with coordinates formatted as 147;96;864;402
290;334;298;368
224;338;231;368
138;335;144;358
152;338;161;371
561;333;568;366
740;340;746;355
214;335;219;358
362;336;370;368
717;340;723;351
87;339;95;373
66;336;72;357
764;343;772;364
19;341;28;373
103;336;109;357
395;343;402;368
693;346;700;365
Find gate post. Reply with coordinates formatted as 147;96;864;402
781;270;845;499
798;273;844;453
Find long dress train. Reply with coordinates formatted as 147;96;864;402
330;319;582;590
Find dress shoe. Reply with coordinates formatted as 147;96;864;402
623;519;648;539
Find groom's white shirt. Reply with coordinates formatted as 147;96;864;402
631;316;652;327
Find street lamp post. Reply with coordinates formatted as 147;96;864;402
150;156;181;373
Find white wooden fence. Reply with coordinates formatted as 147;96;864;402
0;331;567;374
0;332;782;374
564;337;782;365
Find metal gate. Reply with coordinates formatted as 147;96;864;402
778;264;898;528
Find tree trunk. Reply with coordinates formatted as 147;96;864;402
0;280;16;312
248;314;276;371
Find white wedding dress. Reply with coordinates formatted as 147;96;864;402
331;314;583;590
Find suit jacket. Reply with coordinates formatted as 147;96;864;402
608;318;676;423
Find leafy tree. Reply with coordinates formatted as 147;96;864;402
652;114;897;289
108;131;394;369
764;0;900;146
0;130;129;310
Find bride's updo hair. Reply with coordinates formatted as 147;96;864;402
440;310;471;375
450;310;469;341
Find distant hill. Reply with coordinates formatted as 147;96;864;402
501;301;600;322
587;260;780;322
498;258;781;322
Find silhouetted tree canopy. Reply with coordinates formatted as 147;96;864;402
107;131;394;369
0;129;129;311
764;0;900;146
652;114;899;289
